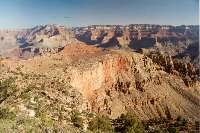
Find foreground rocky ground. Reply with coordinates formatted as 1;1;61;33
0;42;199;132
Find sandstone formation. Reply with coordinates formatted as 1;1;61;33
1;24;198;69
74;24;199;70
0;25;79;59
140;49;199;87
1;43;199;122
0;24;199;121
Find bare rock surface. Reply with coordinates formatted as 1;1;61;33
0;24;199;132
1;43;199;123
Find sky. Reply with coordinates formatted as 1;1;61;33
0;0;199;28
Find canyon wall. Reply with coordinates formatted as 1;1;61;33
65;48;199;120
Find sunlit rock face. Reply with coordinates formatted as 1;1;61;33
61;44;200;120
74;25;199;70
0;25;75;59
0;23;199;133
0;42;199;132
16;25;68;57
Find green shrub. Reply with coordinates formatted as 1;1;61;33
174;116;188;131
0;108;16;120
142;115;191;133
113;113;144;133
164;106;172;120
39;113;54;128
167;126;179;133
71;110;84;128
88;115;113;132
145;117;167;126
0;77;17;104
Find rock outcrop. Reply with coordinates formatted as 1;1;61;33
0;25;67;58
0;43;199;132
74;25;199;69
0;24;199;132
139;49;199;87
65;47;199;120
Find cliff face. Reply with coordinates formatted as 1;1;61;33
0;24;199;132
140;49;199;87
74;25;199;70
66;49;199;120
1;25;198;71
0;43;199;132
6;44;200;119
0;25;75;59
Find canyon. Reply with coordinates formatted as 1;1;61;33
0;24;199;132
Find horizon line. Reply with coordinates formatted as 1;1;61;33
0;23;199;30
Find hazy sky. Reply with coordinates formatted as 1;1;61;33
0;0;199;28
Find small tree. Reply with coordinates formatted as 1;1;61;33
113;113;144;133
88;115;113;132
71;110;84;128
0;77;17;104
0;108;16;120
